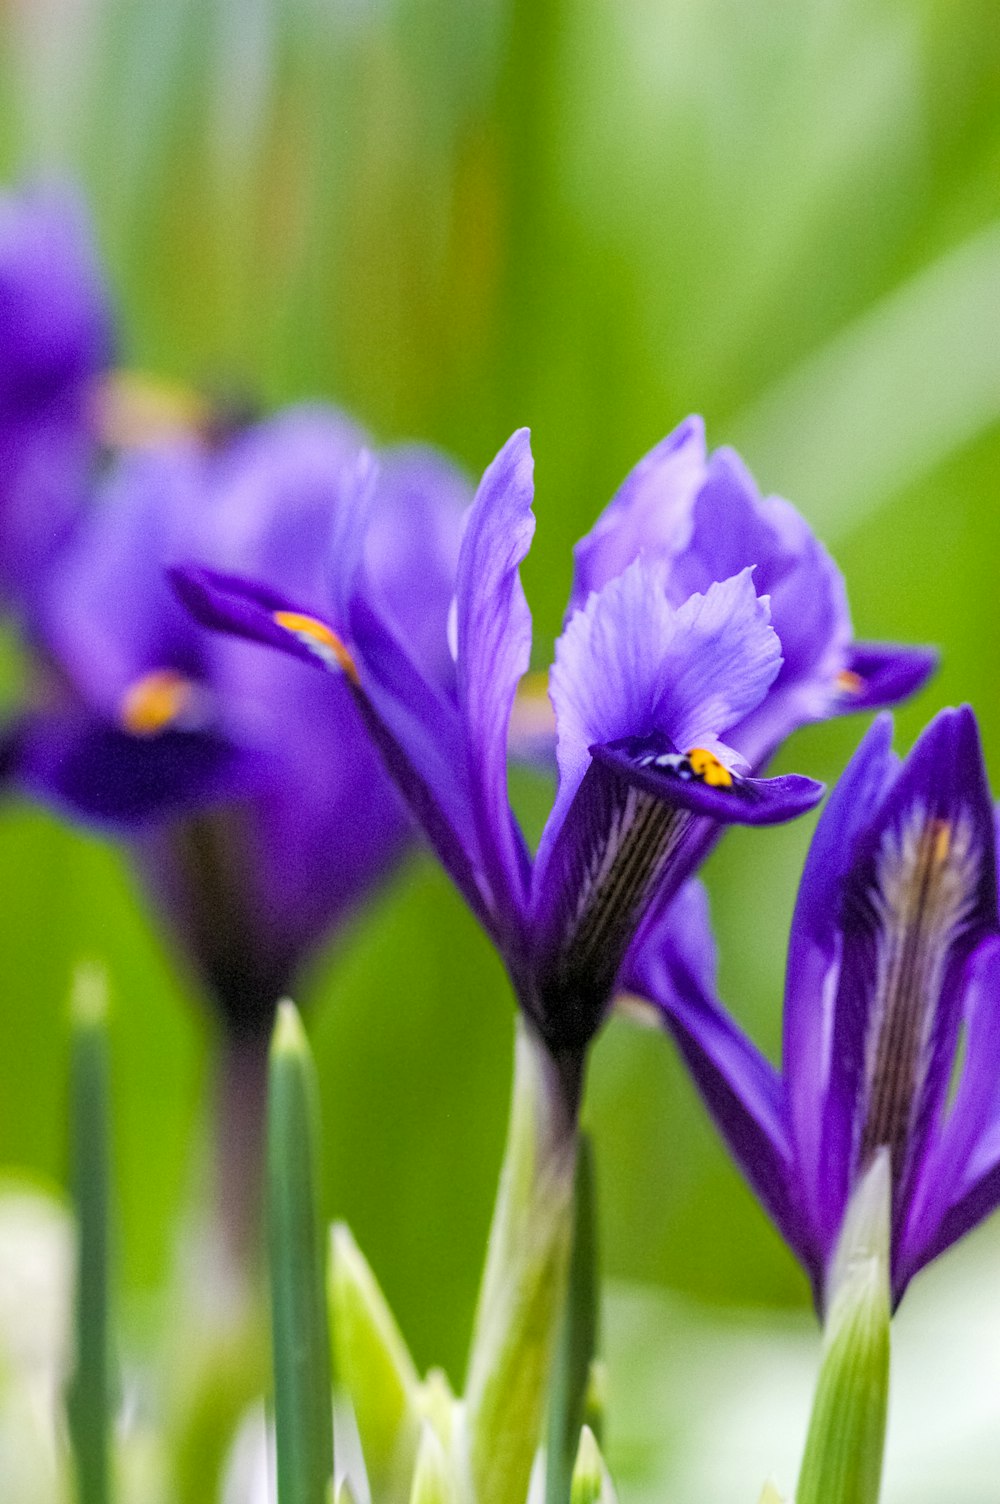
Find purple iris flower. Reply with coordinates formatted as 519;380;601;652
639;708;1000;1309
173;427;826;1086
0;187;113;609
12;406;467;1039
566;416;935;768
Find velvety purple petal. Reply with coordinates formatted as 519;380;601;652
589;737;823;824
170;564;336;673
828;707;998;1258
782;715;897;1256
542;562;782;874
896;939;1000;1294
13;710;262;828
834;642;938;714
454;428;535;922
643;941;818;1286
568;416;706;614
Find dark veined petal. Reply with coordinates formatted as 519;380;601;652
528;753;699;1047
827;707;998;1256
453;428;535;921
637;928;818;1290
833;642;938;714
621;877;718;1008
782;715;898;1257
896;938;1000;1293
527;738;821;1049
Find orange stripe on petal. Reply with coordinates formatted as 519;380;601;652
273;611;359;683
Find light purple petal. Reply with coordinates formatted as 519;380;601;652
454;428;535;924
541;562;782;874
568;416;706;614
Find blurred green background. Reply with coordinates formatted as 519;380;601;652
1;0;999;1449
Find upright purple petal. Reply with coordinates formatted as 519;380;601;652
782;715;897;1256
453;428;535;925
827;707;998;1259
568;416;706;613
897;939;1000;1292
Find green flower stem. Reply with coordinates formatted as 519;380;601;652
464;1017;581;1504
66;964;114;1504
545;1135;599;1504
796;1152;892;1504
267;1001;334;1504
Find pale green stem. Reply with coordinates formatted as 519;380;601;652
463;1017;581;1504
796;1151;892;1504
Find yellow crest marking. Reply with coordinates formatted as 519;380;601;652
273;611;359;684
120;669;194;736
686;747;733;788
836;668;865;695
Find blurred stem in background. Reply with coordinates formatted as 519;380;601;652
66;963;115;1504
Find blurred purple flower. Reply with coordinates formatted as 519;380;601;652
173;427;825;1085
641;709;1000;1310
12;406;467;1039
0;187;113;609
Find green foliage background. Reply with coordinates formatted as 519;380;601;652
0;0;999;1452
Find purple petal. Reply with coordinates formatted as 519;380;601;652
12;711;261;828
589;736;824;824
170;564;340;673
542;562;783;872
454;429;535;922
640;935;818;1287
782;715;897;1255
828;707;998;1257
568;416;706;614
834;642;938;714
897;939;1000;1291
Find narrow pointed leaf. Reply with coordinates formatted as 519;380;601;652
329;1222;420;1503
66;963;114;1504
268;1001;334;1504
570;1427;617;1504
